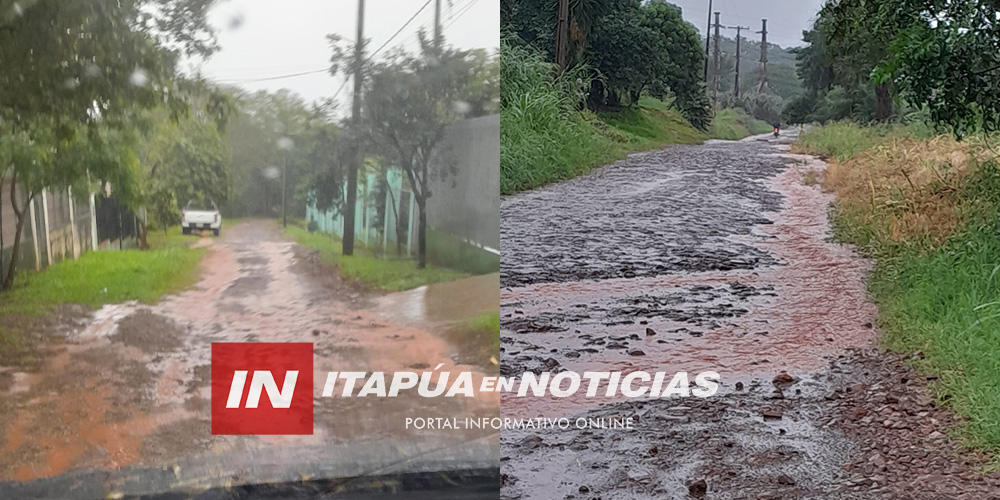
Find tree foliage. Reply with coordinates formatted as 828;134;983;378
353;35;480;268
876;0;1000;136
0;0;222;286
502;0;709;128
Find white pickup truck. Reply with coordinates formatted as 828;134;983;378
181;200;222;236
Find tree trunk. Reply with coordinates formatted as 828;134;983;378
875;83;892;122
416;197;427;269
137;216;150;250
4;192;30;291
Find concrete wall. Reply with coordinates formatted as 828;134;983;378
0;181;103;280
424;114;499;251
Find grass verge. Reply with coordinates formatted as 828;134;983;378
284;225;468;292
597;97;708;151
796;122;1000;457
0;230;205;368
444;311;500;368
707;108;773;140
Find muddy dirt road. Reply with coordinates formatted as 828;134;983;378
0;220;498;496
500;131;1000;499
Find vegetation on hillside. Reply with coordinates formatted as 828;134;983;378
502;0;710;128
500;38;714;194
708;36;804;124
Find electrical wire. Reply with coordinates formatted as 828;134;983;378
215;0;434;85
443;0;479;30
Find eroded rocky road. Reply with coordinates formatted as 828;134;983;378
500;132;1000;499
0;220;498;497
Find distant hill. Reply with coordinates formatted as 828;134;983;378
707;36;803;103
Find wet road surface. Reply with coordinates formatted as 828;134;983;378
500;132;1000;499
0;220;498;494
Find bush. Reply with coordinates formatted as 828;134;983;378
500;36;620;194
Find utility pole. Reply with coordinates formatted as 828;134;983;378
434;0;441;48
555;0;570;69
344;0;364;256
703;0;712;83
712;12;721;105
281;149;287;227
757;19;769;92
728;25;749;98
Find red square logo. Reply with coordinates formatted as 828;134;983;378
211;343;313;435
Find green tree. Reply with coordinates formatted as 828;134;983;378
877;0;1000;135
0;0;222;286
349;35;484;268
134;104;231;247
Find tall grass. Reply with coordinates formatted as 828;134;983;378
794;120;936;162
500;38;620;194
798;122;1000;457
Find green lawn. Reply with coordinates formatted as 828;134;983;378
0;231;205;368
285;225;468;292
466;311;501;351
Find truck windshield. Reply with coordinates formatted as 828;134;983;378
187;201;217;211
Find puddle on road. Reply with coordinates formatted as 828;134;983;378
0;221;498;483
375;273;499;327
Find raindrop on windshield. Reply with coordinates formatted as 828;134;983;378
262;167;280;179
227;13;245;31
129;68;149;87
277;137;294;151
453;100;471;115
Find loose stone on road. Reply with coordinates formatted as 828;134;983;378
500;132;1000;499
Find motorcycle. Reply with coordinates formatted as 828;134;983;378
772;127;780;138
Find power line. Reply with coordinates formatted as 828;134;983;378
217;68;329;83
370;0;434;60
444;0;480;30
392;0;472;56
215;0;434;84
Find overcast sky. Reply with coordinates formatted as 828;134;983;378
192;0;499;109
669;0;826;49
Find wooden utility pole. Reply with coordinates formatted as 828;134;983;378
434;0;441;48
757;19;769;91
555;0;570;69
281;149;287;227
703;0;713;83
712;12;721;104
344;0;365;255
728;25;749;98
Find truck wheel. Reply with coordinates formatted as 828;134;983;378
213;228;220;237
182;227;191;235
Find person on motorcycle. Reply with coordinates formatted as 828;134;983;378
772;122;780;138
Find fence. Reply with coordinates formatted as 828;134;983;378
0;179;140;282
305;115;500;274
306;167;414;254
